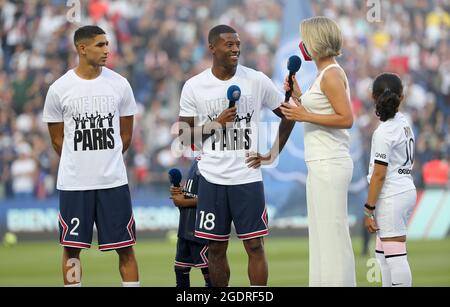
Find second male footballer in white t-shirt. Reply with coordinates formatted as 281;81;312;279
178;25;295;287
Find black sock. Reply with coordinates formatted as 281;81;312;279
201;267;211;287
175;267;191;287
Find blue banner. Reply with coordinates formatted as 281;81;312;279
0;192;180;236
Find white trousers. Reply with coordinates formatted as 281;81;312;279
306;157;356;287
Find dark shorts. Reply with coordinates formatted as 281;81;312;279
194;175;268;241
58;184;136;252
175;238;208;269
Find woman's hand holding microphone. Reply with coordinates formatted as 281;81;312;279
281;75;308;122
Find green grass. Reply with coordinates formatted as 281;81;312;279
0;237;449;287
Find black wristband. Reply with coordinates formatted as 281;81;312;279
365;203;376;211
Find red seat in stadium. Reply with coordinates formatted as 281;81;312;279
422;160;449;187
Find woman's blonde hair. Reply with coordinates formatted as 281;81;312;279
300;16;343;60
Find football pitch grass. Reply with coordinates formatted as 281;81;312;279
1;237;449;287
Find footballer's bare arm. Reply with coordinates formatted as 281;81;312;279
120;116;134;154
48;123;64;157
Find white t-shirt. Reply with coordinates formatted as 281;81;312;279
367;112;416;199
179;65;283;185
301;64;351;162
43;68;137;191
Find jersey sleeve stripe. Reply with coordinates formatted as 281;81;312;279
375;160;389;166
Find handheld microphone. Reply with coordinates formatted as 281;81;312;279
285;55;302;102
227;85;241;108
168;169;182;188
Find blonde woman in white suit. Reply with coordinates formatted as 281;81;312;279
281;16;356;287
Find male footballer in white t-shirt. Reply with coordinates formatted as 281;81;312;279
43;26;139;287
178;25;295;287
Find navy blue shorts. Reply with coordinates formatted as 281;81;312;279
175;238;208;269
195;176;268;241
58;184;136;252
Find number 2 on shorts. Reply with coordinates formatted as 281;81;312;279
70;218;80;236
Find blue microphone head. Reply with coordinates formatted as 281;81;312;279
168;168;182;187
287;55;302;73
227;85;241;103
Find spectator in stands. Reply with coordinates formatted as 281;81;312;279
10;142;37;200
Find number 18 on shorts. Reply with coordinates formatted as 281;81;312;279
194;176;269;241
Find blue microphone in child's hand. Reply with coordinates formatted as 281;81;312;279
227;85;241;108
168;169;182;187
285;55;302;102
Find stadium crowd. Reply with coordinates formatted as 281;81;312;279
0;0;448;200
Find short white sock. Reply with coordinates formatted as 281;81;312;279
64;283;81;287
122;281;140;287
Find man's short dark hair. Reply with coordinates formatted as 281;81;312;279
74;25;106;46
208;25;237;45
